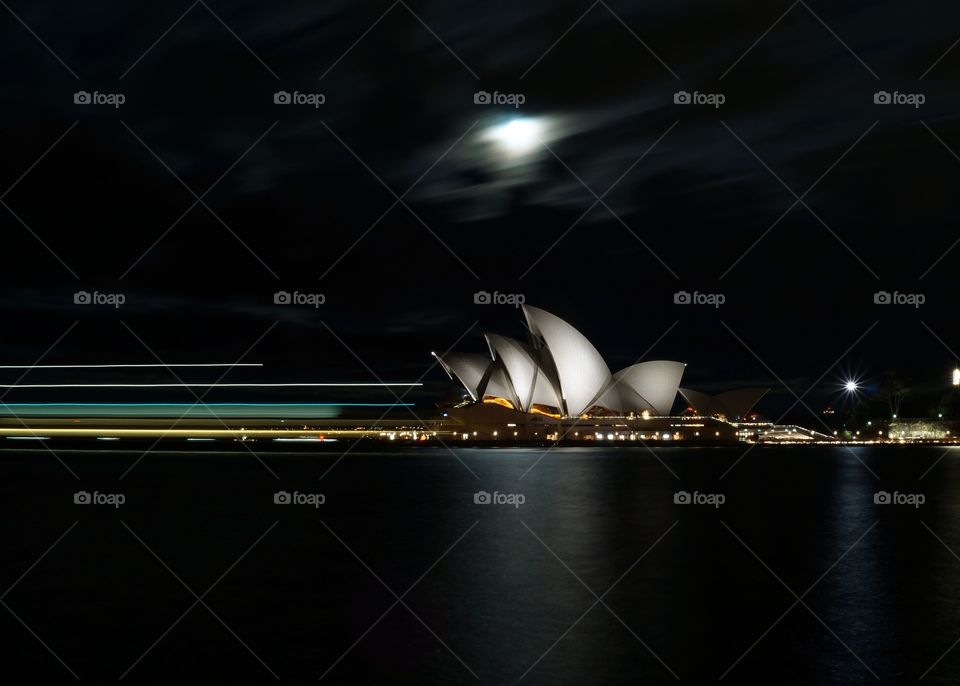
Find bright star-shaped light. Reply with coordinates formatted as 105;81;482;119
844;380;859;392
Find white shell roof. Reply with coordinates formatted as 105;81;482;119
481;359;520;408
438;306;694;418
522;305;612;416
433;352;491;402
613;360;685;416
485;333;563;412
679;387;768;419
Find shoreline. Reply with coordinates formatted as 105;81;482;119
0;436;956;451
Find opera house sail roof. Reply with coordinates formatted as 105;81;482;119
522;306;613;417
432;352;490;402
613;361;687;417
484;334;563;413
678;387;769;421
436;305;707;419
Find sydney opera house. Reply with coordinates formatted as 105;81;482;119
434;305;768;442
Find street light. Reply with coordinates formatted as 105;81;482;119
953;367;960;387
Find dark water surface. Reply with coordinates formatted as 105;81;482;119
3;445;960;684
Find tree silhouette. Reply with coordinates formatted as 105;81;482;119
879;370;911;418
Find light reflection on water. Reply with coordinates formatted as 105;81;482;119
2;445;960;684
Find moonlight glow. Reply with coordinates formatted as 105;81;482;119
488;118;544;156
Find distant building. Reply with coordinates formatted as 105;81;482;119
887;419;953;441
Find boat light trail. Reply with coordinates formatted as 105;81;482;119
0;382;422;388
0;363;264;369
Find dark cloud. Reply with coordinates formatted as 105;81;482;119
1;0;959;418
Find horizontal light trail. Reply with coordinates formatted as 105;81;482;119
0;402;416;419
0;382;422;388
0;402;416;420
0;363;263;369
0;402;414;407
0;428;446;438
272;437;336;442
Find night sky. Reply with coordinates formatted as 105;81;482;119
2;0;960;419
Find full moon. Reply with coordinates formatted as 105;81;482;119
488;118;544;156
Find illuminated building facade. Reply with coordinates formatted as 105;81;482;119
434;305;767;442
